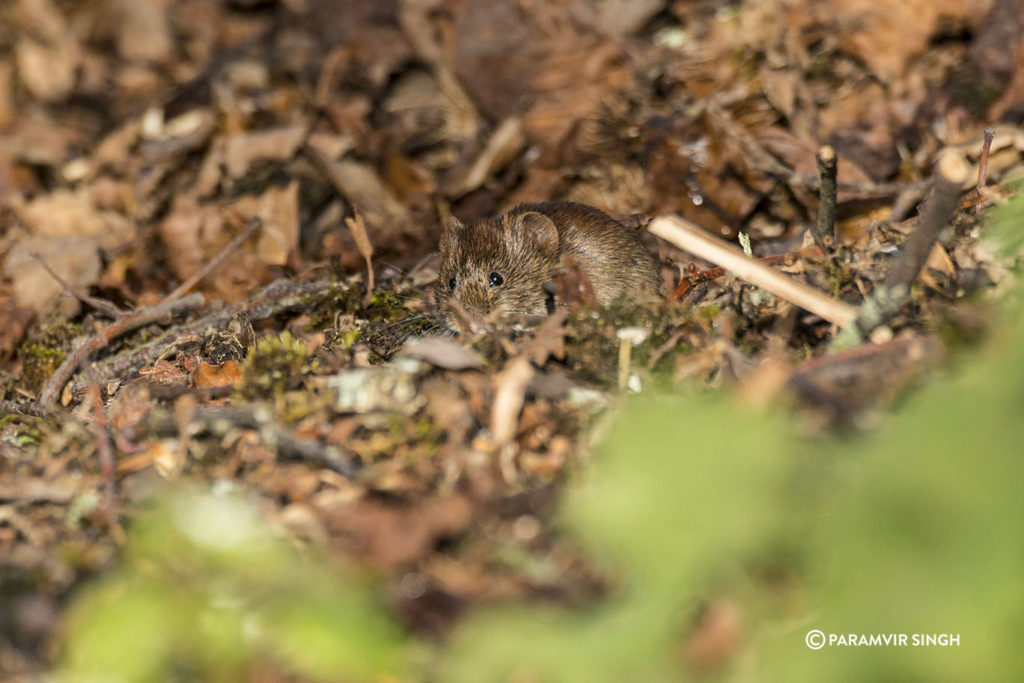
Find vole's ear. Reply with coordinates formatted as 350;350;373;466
519;212;559;256
440;216;464;254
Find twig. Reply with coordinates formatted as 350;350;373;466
881;154;969;290
977;128;996;192
87;382;117;523
84;279;346;388
38;293;205;409
0;400;45;417
672;246;822;299
32;254;125;317
975;128;995;214
813;145;838;254
164;217;263;303
834;152;970;349
648;216;858;327
139;405;360;478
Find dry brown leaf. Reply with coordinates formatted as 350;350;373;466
227;181;300;267
159;197;224;284
112;0;174;64
0;60;16;129
0;300;33;361
6;112;82;168
795;0;993;80
401;337;485;371
310;151;410;240
306;131;356;161
14;188;135;248
139;359;191;386
920;243;957;291
117;441;181;477
92;120;142;172
344;212;375;298
443;117;526;198
193;361;243;389
13;0;77;102
587;0;664;37
3;235;101;315
223;125;308;179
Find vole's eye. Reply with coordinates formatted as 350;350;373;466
489;272;504;287
448;277;457;291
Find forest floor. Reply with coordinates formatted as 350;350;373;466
1;0;1022;678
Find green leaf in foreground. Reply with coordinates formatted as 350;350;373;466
61;489;407;682
446;321;1024;680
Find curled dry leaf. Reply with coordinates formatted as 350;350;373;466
310;150;411;241
344;212;375;298
223;125;309;180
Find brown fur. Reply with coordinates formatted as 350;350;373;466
435;202;662;331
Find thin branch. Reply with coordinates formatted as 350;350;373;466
976;128;995;192
975;128;995;214
881;153;969;290
672;246;822;299
164;216;263;303
32;253;125;317
139;405;360;479
813;145;837;254
86;381;117;523
834;152;970;349
649;215;858;327
38;293;206;409
85;279;345;388
0;400;45;417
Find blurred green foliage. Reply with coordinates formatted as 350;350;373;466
61;489;406;681
447;315;1024;681
990;180;1024;258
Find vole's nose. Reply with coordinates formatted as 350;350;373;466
459;285;491;320
445;289;490;334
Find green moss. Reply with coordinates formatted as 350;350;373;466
305;281;364;330
363;291;409;322
18;343;65;394
239;331;308;399
329;326;363;351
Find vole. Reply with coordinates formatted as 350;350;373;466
435;201;662;331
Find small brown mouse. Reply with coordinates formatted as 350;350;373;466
435;201;662;331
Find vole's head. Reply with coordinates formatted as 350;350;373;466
435;210;560;333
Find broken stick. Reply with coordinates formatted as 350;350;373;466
648;215;858;327
813;145;837;255
833;151;970;349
